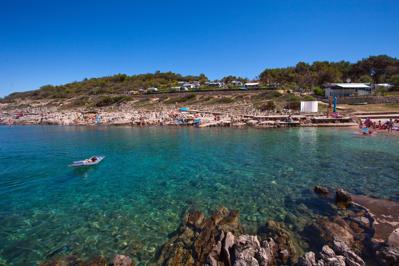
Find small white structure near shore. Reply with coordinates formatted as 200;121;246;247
300;101;318;113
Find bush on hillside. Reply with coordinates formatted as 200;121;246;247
313;87;325;96
259;101;276;111
94;96;131;107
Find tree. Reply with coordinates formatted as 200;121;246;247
221;75;248;84
359;75;373;83
198;73;208;83
388;74;399;90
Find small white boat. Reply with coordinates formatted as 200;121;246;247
69;156;105;167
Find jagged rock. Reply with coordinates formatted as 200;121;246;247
258;239;276;266
297;251;317;266
258;220;303;264
388;228;399;249
320;245;336;259
232;235;275;266
207;232;223;266
219;210;241;234
318;245;346;266
306;216;355;251
336;189;352;208
222;232;235;265
186;210;205;230
279;249;290;264
113;255;133;266
314;186;329;196
157;207;243;266
375;244;399;265
332;240;365;266
233;235;261;265
298;242;364;266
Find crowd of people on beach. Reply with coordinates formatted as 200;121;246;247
359;117;398;134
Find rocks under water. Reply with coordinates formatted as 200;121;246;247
38;187;399;265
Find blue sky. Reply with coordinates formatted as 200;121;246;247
0;0;398;96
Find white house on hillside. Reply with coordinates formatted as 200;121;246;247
324;83;372;97
147;87;159;93
374;83;394;90
244;82;260;89
231;80;243;86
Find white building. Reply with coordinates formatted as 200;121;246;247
324;83;372;97
244;82;260;89
374;83;394;90
147;87;159;93
231;80;243;86
300;101;318;113
206;81;224;87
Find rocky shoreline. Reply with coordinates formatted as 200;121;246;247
0;108;357;128
40;187;399;266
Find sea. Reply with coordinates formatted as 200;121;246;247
0;126;398;265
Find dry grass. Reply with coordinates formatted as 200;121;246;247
337;104;399;113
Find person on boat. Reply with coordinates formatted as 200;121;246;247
90;157;97;162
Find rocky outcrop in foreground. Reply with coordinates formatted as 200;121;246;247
157;187;399;266
312;186;399;265
40;187;399;265
156;207;304;266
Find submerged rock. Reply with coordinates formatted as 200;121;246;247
308;216;355;249
313;186;329;196
113;255;133;266
336;189;352;208
40;255;81;266
40;256;109;266
258;220;303;264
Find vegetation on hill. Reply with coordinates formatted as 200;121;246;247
2;55;398;105
3;72;209;101
260;55;399;90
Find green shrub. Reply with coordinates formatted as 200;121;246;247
254;91;282;100
175;93;196;102
313;87;325;96
259;101;276;111
69;96;91;107
94;96;131;107
285;100;300;110
302;95;315;101
213;97;234;104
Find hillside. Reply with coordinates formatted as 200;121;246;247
260;55;399;90
1;55;399;110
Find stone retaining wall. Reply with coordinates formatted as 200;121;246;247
326;96;399;104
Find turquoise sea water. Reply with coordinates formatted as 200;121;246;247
1;126;399;265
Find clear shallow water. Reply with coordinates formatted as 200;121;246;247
0;126;399;265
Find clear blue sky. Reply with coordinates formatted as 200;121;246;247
0;0;398;96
